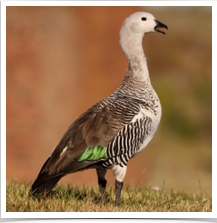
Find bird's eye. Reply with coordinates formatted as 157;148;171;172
141;17;147;21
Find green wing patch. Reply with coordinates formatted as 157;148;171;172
78;146;108;162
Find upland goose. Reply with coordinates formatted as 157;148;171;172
31;12;168;206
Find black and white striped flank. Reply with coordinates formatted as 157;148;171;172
100;115;152;168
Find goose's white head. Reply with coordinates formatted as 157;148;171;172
120;12;168;59
121;12;168;36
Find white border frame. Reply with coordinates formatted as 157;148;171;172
1;0;215;219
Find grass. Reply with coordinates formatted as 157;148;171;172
6;180;212;212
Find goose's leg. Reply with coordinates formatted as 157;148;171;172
111;165;127;207
115;179;123;207
96;168;107;203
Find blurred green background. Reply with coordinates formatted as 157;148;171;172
6;6;212;195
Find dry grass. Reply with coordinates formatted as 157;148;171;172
6;180;212;212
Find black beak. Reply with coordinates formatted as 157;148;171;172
154;20;168;34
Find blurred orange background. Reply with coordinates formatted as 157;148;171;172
6;6;212;195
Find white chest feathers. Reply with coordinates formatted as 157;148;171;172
130;105;161;156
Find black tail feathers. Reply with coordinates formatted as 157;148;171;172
31;156;99;195
31;157;63;195
31;174;63;195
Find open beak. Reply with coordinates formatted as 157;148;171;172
154;20;168;34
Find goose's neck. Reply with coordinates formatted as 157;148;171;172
120;32;150;82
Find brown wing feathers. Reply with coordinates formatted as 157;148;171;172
31;97;138;193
